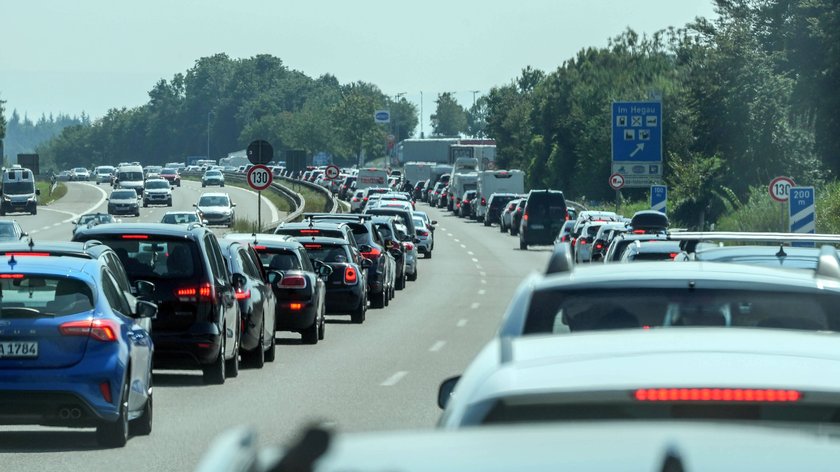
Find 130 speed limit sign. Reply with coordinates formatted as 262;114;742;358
768;176;795;202
247;164;272;191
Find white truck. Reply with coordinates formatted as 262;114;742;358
402;162;435;186
396;139;459;165
356;168;389;190
1;165;39;215
447;172;478;212
474;169;525;222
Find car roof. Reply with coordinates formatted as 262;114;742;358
471;329;840;405
74;222;205;239
627;240;682;253
247;422;840;471
224;232;300;248
0;240;110;259
0;253;98;278
199;192;229;197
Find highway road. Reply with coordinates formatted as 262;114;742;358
0;185;551;471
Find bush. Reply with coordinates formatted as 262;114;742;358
816;182;840;234
715;186;787;232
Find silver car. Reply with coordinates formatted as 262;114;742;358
194;192;236;227
413;217;434;258
394;222;418;281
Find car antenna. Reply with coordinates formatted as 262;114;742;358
776;244;787;258
27;237;34;251
659;445;685;472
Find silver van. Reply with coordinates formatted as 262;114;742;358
1;166;39;215
115;165;145;196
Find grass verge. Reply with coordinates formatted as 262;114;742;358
37;181;67;206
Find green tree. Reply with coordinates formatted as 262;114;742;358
430;92;467;137
0;96;6;140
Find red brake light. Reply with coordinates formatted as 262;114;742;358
403;242;415;251
579;239;587;245
595;243;603;250
361;247;381;258
122;235;148;239
175;283;213;300
523;213;528;221
289;303;303;311
417;230;429;237
481;198;486;206
234;289;251;300
669;253;678;259
0;274;25;279
352;197;360;202
60;319;118;342
5;252;50;257
279;275;307;288
304;244;322;249
633;229;646;234
99;381;112;403
344;266;358;284
300;229;320;235
634;388;802;403
253;245;267;250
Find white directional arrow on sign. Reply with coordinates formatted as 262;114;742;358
630;143;645;158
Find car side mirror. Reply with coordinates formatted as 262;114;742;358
266;270;283;284
192;203;198;207
135;299;158;319
431;220;438;225
316;263;332;278
134;280;155;297
231;273;247;290
106;198;110;201
360;258;372;269
71;220;77;225
413;238;421;244
438;375;461;409
232;203;237;207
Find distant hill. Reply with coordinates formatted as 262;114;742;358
3;110;88;162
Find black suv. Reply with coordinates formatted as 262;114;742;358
485;193;519;227
73;223;240;385
518;190;567;250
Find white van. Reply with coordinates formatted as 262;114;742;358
356;168;389;190
115;165;145;196
1;165;39;215
475;170;525;222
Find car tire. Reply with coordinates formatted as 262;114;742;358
395;271;405;290
302;322;319;344
370;289;386;309
408;268;418;282
318;315;325;340
96;380;129;448
202;333;226;385
134;210;140;217
484;219;490;227
177;182;181;187
202;183;206;188
351;298;366;324
130;390;153;436
31;207;37;215
167;199;172;207
221;183;225;187
264;330;276;362
426;250;432;259
520;240;528;250
500;223;506;233
225;329;240;377
143;201;148;208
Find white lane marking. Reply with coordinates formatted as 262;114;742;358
447;233;453;237
471;258;479;262
40;226;50;231
479;272;486;277
51;223;61;227
429;341;446;352
39;183;108;223
457;319;469;327
460;244;466;249
454;238;460;242
467;251;474;255
478;289;486;295
440;227;446;231
476;265;483;270
470;302;480;309
380;371;408;387
481;279;487;284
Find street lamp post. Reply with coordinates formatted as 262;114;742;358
206;112;212;161
393;92;406;166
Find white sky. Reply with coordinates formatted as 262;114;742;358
1;0;717;133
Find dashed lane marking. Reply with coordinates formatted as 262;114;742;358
478;289;486;295
470;302;480;309
479;272;486;277
429;341;446;352
457;319;469;327
467;251;474;255
380;371;408;387
481;279;487;284
471;258;479;262
460;244;466;248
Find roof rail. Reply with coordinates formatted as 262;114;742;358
82;240;102;251
816;245;840;279
186;222;204;231
545;242;574;275
667;232;840;255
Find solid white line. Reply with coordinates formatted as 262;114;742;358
478;289;486;295
457;319;469;327
470;302;480;309
429;341;446;352
228;185;280;223
380;371;408;387
40;182;108;223
51;223;61;227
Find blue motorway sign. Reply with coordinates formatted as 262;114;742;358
611;101;663;188
789;186;815;247
650;185;667;214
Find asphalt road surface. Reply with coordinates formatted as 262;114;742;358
0;185;551;471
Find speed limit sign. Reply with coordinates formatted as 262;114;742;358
768;176;795;202
247;164;272;191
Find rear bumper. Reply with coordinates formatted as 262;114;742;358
152;322;222;368
520;224;560;245
324;284;365;313
108;205;139;215
275;301;318;331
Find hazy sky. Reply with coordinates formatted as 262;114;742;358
1;0;717;132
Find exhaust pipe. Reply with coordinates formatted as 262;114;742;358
58;408;71;420
69;408;82;420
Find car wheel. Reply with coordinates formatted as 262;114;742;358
426;250;432;259
96;380;129;448
143;201;148;208
351;298;366;324
202;331;226;385
220;183;225;187
31;207;37;215
202;183;206;188
134;210;140;217
408;268;418;282
177;182;181;187
265;328;276;362
130;389;152;436
318;315;325;340
225;325;240;377
395;271;405;290
302;321;319;344
520;240;528;250
384;286;390;306
370;289;386;309
249;328;266;369
500;223;506;233
484;219;490;227
167;199;172;207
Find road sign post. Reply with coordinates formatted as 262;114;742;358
769;176;795;232
789;186;815;247
247;164;272;232
609;173;625;213
650;184;667;214
611;101;663;187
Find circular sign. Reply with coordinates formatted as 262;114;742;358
324;165;340;180
769;176;795;202
247;140;274;165
247;164;272;191
609;173;625;190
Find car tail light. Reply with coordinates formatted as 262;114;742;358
344;266;358;284
633;229;646;234
634;388;802;403
571;238;576;247
5;252;50;257
481;198;486;206
99;381;113;403
403;242;415;251
361;247;382;259
352;197;360;202
60;319;118;342
175;283;214;301
595;243;603;250
253;245;267;250
289;303;303;310
122;235;148;239
304;244;322;249
277;274;306;288
234;289;251;300
0;273;25;279
417;230;429;237
363;197;369;202
670;253;678;259
579;239;587;245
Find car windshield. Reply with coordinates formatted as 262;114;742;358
276;228;344;239
118;171;143;181
145;180;169;189
161;213;198;224
198;196;229;206
205;171;222;177
161;168;176;174
3;182;34;195
111;190;136;199
0;276;94;318
524;289;840;335
0;223;18;238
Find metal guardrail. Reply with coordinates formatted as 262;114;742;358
567;200;588;213
276;175;340;214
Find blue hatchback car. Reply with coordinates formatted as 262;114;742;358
0;253;156;447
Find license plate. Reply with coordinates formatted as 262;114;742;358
531;224;544;230
0;341;39;358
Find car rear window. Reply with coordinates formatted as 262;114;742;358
302;244;350;263
255;248;302;271
146;180;169;189
524;289;840;334
0;275;93;318
526;192;566;220
102;238;200;279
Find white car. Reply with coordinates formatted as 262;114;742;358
194;192;236;227
413;217;433;258
349;190;366;213
93;165;115;184
438;328;840;428
142;178;173;207
71;167;91;181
